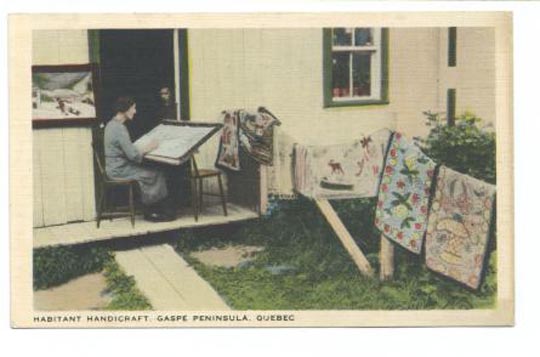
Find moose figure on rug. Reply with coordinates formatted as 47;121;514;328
328;159;345;175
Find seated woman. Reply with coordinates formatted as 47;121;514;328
104;96;175;222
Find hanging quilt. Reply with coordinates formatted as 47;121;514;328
266;128;297;197
216;107;281;171
238;107;281;166
294;129;392;199
293;143;309;195
425;166;495;289
374;132;436;254
215;110;241;171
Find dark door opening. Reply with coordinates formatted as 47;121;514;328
98;29;175;140
95;29;191;210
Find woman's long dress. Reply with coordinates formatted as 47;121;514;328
104;119;168;205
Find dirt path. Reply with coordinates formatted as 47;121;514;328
190;245;264;268
34;272;111;311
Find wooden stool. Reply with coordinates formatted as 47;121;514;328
189;156;227;221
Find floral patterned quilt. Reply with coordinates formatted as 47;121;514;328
375;132;436;254
425;166;495;289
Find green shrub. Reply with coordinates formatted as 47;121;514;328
420;111;496;183
33;246;113;290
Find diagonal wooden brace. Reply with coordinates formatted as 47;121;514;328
315;199;374;278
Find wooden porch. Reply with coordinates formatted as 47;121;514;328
33;202;259;249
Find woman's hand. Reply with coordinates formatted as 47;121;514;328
143;139;159;154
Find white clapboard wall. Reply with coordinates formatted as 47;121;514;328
33;30;96;227
33;128;96;227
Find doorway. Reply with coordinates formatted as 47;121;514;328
91;29;191;210
97;29;175;139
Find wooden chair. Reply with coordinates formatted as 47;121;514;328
92;141;138;228
189;156;228;222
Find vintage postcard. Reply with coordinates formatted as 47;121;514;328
9;12;513;328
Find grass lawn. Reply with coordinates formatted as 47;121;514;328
174;197;497;310
33;246;152;311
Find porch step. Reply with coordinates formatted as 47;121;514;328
33;202;258;248
114;244;230;311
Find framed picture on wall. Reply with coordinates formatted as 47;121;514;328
32;63;98;127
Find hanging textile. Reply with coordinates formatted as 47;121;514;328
216;107;281;171
425;166;496;289
215;110;241;171
238;107;281;165
266;128;297;198
374;132;437;254
293;143;309;196
293;129;392;200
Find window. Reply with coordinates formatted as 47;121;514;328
323;28;389;107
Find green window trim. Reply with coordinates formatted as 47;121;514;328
88;30;101;64
448;27;457;67
447;88;456;126
323;28;389;108
178;29;191;121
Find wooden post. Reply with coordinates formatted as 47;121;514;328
315;199;374;278
379;234;395;281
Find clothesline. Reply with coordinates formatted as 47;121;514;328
293;130;495;289
214;109;496;289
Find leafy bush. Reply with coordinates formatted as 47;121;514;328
33;246;112;290
420;111;496;183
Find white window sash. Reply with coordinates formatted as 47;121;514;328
331;28;382;102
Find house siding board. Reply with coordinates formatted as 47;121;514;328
188;29;393;147
189;29;246;194
30;28;496;217
187;28;442;196
39;128;68;226
62;127;85;222
189;28;442;146
189;29;246;120
31;128;99;227
389;28;441;138
57;30;91;64
32;31;60;64
439;27;495;125
32;30;95;227
80;128;96;221
457;28;495;124
32;130;44;227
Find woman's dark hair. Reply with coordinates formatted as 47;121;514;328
113;96;136;114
